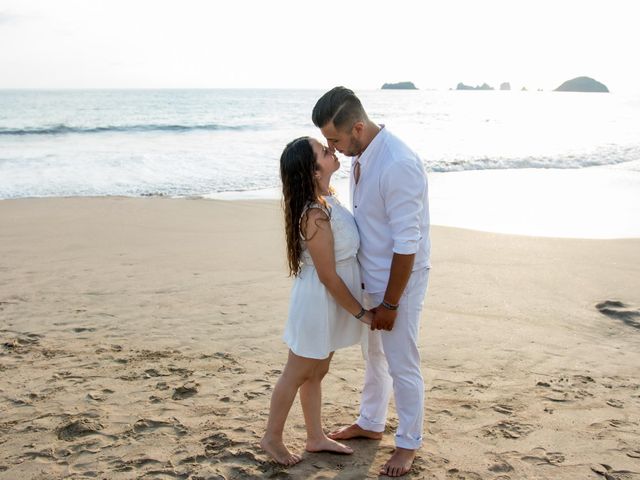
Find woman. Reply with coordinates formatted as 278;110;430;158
260;137;371;466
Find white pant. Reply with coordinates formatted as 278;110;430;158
357;267;429;450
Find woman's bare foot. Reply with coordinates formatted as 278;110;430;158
327;423;383;440
260;436;302;466
379;447;416;477
306;436;354;454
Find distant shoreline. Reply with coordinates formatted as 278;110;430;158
3;164;638;240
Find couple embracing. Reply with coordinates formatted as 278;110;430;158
260;87;431;477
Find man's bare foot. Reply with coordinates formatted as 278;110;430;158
259;436;302;466
327;423;383;440
305;436;354;454
379;447;416;477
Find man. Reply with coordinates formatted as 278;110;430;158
312;86;431;477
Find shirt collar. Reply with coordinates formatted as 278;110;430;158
354;124;386;167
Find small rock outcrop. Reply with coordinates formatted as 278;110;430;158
456;82;494;90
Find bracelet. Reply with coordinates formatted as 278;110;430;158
354;307;366;319
381;300;399;311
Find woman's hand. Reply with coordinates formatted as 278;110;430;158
359;310;374;326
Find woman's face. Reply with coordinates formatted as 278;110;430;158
310;138;340;178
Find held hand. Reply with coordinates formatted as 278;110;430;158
371;304;397;331
366;307;378;330
359;310;373;326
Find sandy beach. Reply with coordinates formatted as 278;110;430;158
1;197;639;479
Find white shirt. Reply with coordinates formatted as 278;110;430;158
350;126;430;294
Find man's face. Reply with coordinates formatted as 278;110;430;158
320;121;364;157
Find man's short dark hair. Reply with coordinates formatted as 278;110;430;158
312;86;367;131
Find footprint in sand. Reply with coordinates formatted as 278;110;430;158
155;381;170;391
136;349;179;361
113;456;167;470
536;375;595;402
201;432;233;455
243;391;265;400
484;453;515;474
606;399;624;408
172;382;199;400
3;333;41;353
142;368;171;379
218;449;278;476
608;419;638;429
216;359;247;374
521;447;565;466
483;420;536;439
626;449;640;459
56;418;104;441
446;468;485;479
167;366;193;378
131;418;188;437
589;418;639;439
591;463;639;479
72;327;96;333
488;461;513;474
492;404;515;416
596;300;640;330
86;392;107;402
108;457;170;474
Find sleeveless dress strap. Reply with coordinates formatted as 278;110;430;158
299;201;331;240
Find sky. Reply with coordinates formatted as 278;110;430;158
1;0;639;92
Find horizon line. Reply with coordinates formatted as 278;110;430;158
0;86;633;94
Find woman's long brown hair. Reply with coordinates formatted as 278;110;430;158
279;137;327;277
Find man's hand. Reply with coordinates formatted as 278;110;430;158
371;305;397;331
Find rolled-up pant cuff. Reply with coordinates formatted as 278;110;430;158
395;434;422;450
356;415;385;433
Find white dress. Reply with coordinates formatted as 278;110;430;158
283;195;366;359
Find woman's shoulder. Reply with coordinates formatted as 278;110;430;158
299;201;331;240
303;204;330;221
302;200;331;218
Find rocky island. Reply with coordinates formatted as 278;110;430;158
554;76;609;93
381;81;418;90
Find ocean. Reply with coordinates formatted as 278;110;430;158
1;89;639;237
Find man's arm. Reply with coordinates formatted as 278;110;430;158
371;153;426;331
370;253;415;331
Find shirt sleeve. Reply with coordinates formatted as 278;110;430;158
380;155;426;255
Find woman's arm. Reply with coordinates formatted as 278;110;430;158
303;208;367;322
